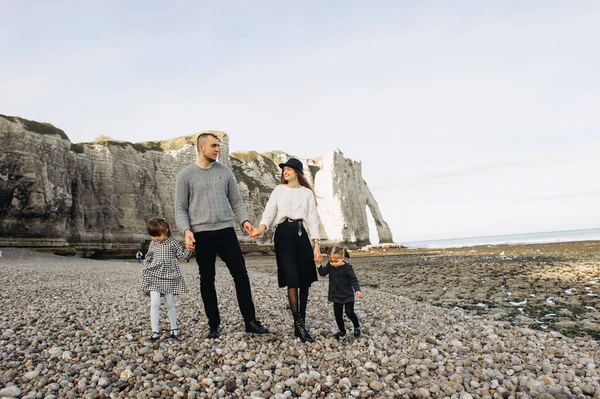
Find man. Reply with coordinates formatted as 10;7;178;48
175;133;268;339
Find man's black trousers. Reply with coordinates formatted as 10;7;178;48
194;227;256;328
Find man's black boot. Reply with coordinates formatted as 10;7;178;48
245;319;269;334
208;326;220;339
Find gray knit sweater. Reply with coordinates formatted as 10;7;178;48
175;162;249;233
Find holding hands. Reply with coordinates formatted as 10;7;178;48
250;224;267;240
243;221;256;237
313;242;322;264
184;229;195;251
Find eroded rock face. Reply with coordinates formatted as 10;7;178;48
0;116;74;248
313;150;394;246
0;115;392;256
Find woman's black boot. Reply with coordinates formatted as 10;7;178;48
300;311;309;331
293;312;314;343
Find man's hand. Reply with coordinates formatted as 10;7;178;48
250;224;266;240
355;291;363;299
184;229;195;251
243;221;255;237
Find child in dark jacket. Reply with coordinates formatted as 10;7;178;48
318;246;363;339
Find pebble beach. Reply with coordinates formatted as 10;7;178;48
1;246;599;399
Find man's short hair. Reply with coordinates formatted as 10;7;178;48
197;132;219;148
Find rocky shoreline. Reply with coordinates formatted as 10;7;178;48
247;241;600;340
1;245;599;399
357;241;600;340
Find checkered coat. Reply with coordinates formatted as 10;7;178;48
139;236;192;296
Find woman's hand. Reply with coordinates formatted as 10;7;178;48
355;291;363;299
251;224;266;240
313;243;322;264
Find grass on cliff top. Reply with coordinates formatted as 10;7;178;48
71;133;229;153
230;150;289;163
0;117;230;154
231;150;323;165
1;114;70;141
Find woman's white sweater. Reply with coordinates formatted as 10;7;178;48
259;185;320;240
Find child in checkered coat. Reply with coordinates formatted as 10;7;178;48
140;218;192;340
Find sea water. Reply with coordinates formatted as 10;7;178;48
402;228;600;249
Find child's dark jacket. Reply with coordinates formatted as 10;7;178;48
318;261;361;303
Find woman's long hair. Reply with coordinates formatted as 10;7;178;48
281;168;316;198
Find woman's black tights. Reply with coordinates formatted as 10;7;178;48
288;287;309;317
333;302;359;333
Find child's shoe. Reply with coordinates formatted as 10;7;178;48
149;331;160;341
170;329;179;340
333;331;346;340
353;327;362;338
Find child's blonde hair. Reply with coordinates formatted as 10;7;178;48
147;217;171;237
326;245;350;259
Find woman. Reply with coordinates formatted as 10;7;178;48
252;157;322;342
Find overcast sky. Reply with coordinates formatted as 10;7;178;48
2;1;599;242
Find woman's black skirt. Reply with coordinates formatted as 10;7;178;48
274;219;318;288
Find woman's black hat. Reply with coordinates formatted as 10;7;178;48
278;158;304;174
